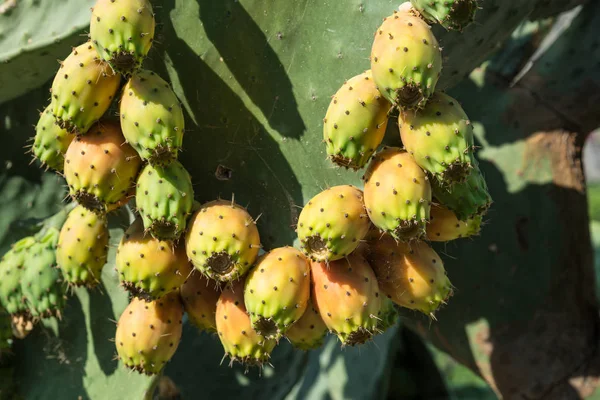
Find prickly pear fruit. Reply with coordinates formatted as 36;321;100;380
0;237;36;317
185;200;261;282
115;292;183;375
324;70;390;170
285;298;328;351
370;10;442;110
431;164;492;221
90;0;155;75
56;205;108;287
0;308;12;352
180;271;221;333
411;0;477;31
311;254;382;346
32;106;74;171
377;297;399;332
426;203;481;241
120;70;185;165
244;247;310;340
50;43;120;134
64;121;141;214
297;185;370;262
216;280;276;368
135;161;193;241
367;234;452;316
363;147;432;241
21;228;65;319
399;92;475;185
116;219;193;301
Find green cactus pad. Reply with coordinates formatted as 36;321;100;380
297;185;371;262
135;161;193;241
324;70;390;170
50;42;121;134
0;236;36;317
32;106;74;172
244;247;311;340
56;205;108;287
120;70;185;165
399;92;476;185
411;0;477;32
20;228;65;319
363;147;432;241
90;0;156;75
371;10;442;110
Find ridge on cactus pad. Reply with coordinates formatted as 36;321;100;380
370;10;442;110
115;292;183;375
410;0;477;32
297;185;371;262
90;0;156;75
50;42;120;134
324;70;390;170
185;200;261;282
32;106;74;172
180;271;221;333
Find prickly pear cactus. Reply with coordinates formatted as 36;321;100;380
411;0;477;31
180;271;220;333
0;237;36;317
31;106;74;172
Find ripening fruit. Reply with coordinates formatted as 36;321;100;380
285;298;328;351
180;271;221;333
32;106;74;171
426;203;481;241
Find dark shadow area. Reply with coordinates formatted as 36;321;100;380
89;283;118;376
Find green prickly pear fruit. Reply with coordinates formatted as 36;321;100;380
185;200;261;282
116;219;193;301
135;161;193;241
90;0;155;75
297;185;371;262
367;234;452;317
56;205;108;287
426;203;481;241
399;92;476;185
21;228;65;319
120;70;185;165
50;43;120;134
32;106;74;172
64;121;141;214
370;10;442;110
180;271;221;333
115;292;183;375
431;164;492;221
0;237;36;317
324;70;390;170
411;0;477;31
216;280;277;368
377;297;399;332
363;147;432;241
310;253;382;346
244;247;311;340
284;298;328;351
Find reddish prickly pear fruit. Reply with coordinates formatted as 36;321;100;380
426;203;481;241
324;70;390;170
64;121;141;214
185;200;261;282
411;0;477;31
50;43;120;134
90;0;155;75
297;185;371;262
32;106;74;172
363;147;432;241
0;237;37;317
120;70;185;165
216;280;276;368
367;234;452;317
311;253;382;346
115;292;183;375
370;10;442;110
135;161;193;241
431;163;492;221
244;247;311;340
116;219;193;301
57;205;109;287
285;298;328;351
21;228;66;319
399;92;475;185
180;271;221;333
